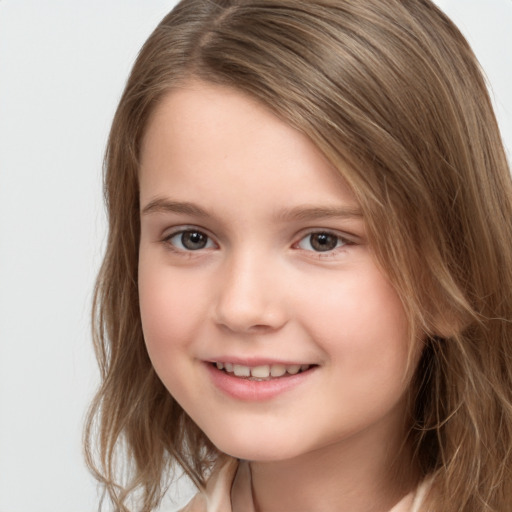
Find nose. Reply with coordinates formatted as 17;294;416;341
213;250;288;334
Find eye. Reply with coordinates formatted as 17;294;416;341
297;232;347;252
166;229;215;251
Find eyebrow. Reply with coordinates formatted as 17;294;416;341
141;198;363;221
142;198;209;217
276;205;363;222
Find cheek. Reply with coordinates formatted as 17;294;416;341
297;266;410;370
138;259;207;357
138;260;215;406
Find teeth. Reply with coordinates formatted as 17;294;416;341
287;364;301;375
251;365;270;378
233;364;251;377
270;364;286;377
216;362;311;378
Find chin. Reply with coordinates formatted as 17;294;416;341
219;445;297;463
205;428;307;463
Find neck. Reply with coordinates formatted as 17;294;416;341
233;411;419;512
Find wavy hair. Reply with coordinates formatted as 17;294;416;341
84;1;512;510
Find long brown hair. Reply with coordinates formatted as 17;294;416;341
84;1;512;510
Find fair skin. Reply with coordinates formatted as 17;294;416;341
138;81;420;512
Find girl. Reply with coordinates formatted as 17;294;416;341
84;1;512;511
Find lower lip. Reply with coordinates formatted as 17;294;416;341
205;363;316;401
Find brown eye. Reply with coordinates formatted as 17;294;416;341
297;232;345;252
310;233;338;251
168;230;213;251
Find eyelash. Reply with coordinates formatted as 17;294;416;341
161;228;354;256
163;228;216;252
294;231;351;254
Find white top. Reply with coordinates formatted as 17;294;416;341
180;457;428;512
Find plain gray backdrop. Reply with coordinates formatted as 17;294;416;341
0;1;511;511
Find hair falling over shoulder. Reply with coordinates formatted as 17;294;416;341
84;1;512;510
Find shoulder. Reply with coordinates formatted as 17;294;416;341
178;456;239;512
178;493;206;512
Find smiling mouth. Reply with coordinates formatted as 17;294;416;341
212;362;314;381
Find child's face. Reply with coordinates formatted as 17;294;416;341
138;81;418;463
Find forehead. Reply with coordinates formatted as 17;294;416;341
139;80;358;213
141;80;330;172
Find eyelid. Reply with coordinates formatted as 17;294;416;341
161;225;218;251
158;225;359;254
293;229;357;253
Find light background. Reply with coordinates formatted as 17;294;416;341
0;1;510;511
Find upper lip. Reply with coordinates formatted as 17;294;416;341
205;357;316;366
